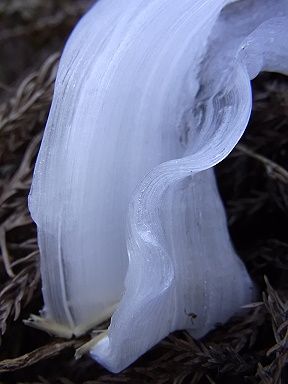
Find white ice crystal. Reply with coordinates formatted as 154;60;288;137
28;0;288;373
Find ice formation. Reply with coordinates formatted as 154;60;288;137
28;0;288;373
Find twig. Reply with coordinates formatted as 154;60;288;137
0;339;81;372
236;144;288;184
0;227;14;278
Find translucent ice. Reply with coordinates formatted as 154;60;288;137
28;0;288;372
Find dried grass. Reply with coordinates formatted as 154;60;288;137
0;2;287;383
0;53;61;341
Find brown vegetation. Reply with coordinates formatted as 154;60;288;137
0;1;287;383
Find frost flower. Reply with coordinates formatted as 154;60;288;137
28;0;288;373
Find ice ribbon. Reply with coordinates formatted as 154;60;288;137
28;0;288;373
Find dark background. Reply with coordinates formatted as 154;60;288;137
0;1;287;383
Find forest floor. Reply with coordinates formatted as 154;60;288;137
0;1;287;383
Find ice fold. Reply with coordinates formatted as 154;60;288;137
28;0;288;373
